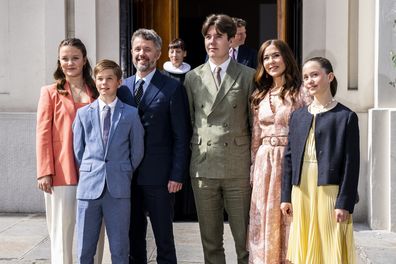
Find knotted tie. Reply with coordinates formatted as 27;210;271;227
102;105;111;146
214;66;222;88
135;79;145;105
232;48;236;60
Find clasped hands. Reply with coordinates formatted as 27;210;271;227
280;202;350;223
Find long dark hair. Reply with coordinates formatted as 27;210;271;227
53;38;98;98
251;39;301;107
303;57;338;96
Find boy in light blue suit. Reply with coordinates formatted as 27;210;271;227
73;59;144;264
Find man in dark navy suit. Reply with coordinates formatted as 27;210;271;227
229;17;258;69
117;28;191;264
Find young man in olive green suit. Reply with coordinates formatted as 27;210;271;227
184;14;255;264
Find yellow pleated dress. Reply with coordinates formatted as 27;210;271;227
286;116;356;264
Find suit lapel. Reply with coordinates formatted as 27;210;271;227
59;82;77;120
201;63;218;98
139;70;162;112
89;100;105;151
211;60;240;112
126;76;137;107
105;100;124;155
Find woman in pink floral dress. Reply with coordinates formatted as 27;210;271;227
248;39;310;264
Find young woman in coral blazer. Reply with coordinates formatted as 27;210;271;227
36;38;104;264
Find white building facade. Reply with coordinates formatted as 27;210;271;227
0;0;395;231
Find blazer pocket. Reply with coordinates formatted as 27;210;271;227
80;163;92;172
120;162;132;172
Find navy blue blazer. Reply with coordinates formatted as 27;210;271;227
117;70;191;186
236;45;257;69
281;103;360;213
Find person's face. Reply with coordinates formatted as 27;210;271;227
168;48;186;68
234;26;246;46
205;26;233;63
59;46;86;78
131;37;161;74
302;61;334;97
263;44;286;78
95;69;121;98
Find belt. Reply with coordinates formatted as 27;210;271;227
262;136;288;146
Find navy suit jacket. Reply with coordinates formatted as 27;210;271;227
281;103;360;213
117;70;191;186
236;45;257;69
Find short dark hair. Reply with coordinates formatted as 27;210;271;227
94;59;122;80
232;17;247;28
168;38;186;51
201;14;236;40
131;28;162;51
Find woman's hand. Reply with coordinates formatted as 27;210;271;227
281;202;293;217
335;208;350;223
37;175;53;194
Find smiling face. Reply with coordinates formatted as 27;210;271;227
205;25;233;65
131;37;161;76
168;47;186;68
95;69;121;99
59;45;86;79
262;44;286;79
302;60;334;98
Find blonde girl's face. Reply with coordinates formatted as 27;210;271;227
59;46;86;79
262;44;286;78
302;61;334;97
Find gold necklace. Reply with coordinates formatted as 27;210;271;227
70;84;86;100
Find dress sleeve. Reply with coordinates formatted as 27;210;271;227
250;104;262;185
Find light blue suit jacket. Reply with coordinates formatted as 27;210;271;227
73;99;145;200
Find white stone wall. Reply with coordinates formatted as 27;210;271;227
303;0;376;223
0;0;119;212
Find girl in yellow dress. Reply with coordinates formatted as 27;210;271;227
280;57;359;264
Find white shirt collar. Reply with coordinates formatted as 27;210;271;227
163;61;191;74
98;97;118;112
135;68;156;85
208;57;231;73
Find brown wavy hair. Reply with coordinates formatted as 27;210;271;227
53;38;98;98
251;39;301;107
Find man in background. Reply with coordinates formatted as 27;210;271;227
229;17;257;69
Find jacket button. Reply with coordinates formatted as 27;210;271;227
207;141;211;146
201;104;204;108
223;123;228;127
233;104;237;108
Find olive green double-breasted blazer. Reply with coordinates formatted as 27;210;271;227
184;59;255;179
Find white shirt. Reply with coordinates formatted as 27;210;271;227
98;97;118;134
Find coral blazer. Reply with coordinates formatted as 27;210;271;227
36;82;94;186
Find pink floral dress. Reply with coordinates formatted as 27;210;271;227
248;89;309;264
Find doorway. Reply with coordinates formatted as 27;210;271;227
119;0;302;221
